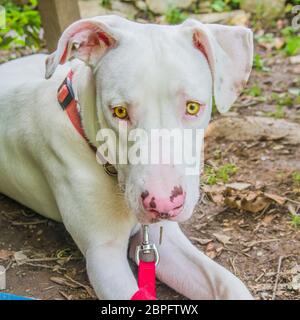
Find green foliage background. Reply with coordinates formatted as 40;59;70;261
0;0;42;50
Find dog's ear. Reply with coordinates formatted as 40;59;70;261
183;19;253;113
45;18;118;79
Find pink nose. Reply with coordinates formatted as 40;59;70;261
141;186;185;219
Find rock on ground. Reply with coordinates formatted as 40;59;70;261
205;116;300;145
240;0;285;24
79;0;137;19
146;0;196;14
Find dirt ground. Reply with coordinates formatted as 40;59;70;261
1;19;300;300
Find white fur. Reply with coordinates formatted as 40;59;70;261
0;16;253;299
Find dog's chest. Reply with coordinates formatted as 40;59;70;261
130;223;141;237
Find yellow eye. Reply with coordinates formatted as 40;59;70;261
186;101;201;116
113;105;128;119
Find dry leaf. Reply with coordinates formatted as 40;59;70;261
287;204;297;216
245;191;259;202
287;274;300;291
205;242;217;259
14;251;28;265
241;195;270;213
203;185;226;204
262;214;276;224
290;265;300;275
190;237;213;245
0;249;14;261
206;251;217;259
213;233;231;246
204;179;286;213
226;182;251;191
264;193;286;205
50;277;78;288
224;189;271;213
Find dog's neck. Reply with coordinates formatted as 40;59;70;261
71;63;100;147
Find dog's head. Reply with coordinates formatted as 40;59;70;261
45;16;253;224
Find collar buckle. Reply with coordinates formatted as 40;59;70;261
135;225;160;266
57;72;75;110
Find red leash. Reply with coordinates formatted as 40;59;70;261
131;261;156;300
132;225;159;300
57;72;159;300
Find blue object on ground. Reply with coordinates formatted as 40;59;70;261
0;292;34;300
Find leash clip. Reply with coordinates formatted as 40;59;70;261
135;225;159;267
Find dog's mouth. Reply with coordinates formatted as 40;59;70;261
136;204;184;224
148;204;184;219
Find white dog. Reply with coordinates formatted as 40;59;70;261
0;15;253;300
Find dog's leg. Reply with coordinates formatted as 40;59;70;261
63;215;139;299
49;165;140;299
86;238;138;299
63;212;140;300
130;221;253;300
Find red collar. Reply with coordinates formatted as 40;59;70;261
57;70;89;143
57;70;117;176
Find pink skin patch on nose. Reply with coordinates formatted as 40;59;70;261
141;186;186;219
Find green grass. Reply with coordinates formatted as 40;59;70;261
280;27;300;56
264;105;285;119
210;0;241;12
100;0;112;9
165;7;187;24
270;92;294;107
253;54;269;72
289;172;300;228
284;37;300;56
264;91;296;119
290;214;300;228
254;26;300;57
292;172;300;185
204;163;238;185
244;84;262;97
211;0;227;12
0;0;42;50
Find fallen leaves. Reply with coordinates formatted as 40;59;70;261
0;249;14;261
264;193;286;206
224;189;271;213
203;183;291;214
205;242;218;260
14;251;28;266
258;36;285;51
262;214;276;224
212;233;232;246
192;233;232;260
190;237;213;245
50;275;96;299
287;274;300;292
50;276;77;288
225;182;252;191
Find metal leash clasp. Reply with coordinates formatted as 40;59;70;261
135;225;160;267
